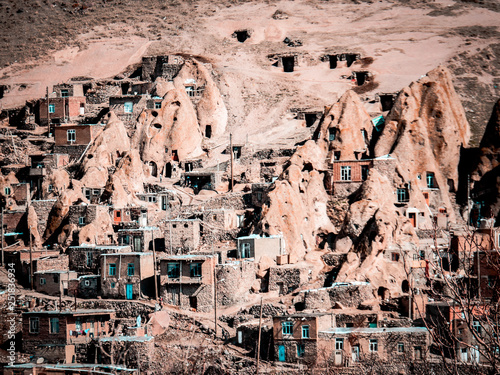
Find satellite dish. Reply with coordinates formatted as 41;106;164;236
37;357;45;364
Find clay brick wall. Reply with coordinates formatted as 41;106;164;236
164;220;200;253
268;267;308;295
216;260;255;307
54;124;93;146
38;97;86;125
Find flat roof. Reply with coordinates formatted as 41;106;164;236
68;244;131;250
160;254;214;260
118;226;159;232
299;281;370;293
238;234;282;240
320;327;428;335
34;269;74;274
274;312;331;318
23;309;115;316
5;363;134;371
99;335;153;342
101;252;153;257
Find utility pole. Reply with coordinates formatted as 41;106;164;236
46;87;50;130
229;133;234;192
1;208;4;266
213;245;217;339
256;297;263;375
152;229;158;301
29;226;33;291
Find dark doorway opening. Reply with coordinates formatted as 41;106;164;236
305;113;317;127
379;94;395;112
149;161;158;177
165;163;172;178
235;30;250;43
346;54;357;67
82;83;92;96
354;71;368;86
282;56;295;73
0;85;6;99
189;296;197;310
329;55;338;69
185;162;193;172
121;82;130;95
402;280;409;293
205;125;212;139
378;286;389;300
172;150;179;161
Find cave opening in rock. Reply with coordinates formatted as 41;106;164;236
165;163;172;178
402;280;409;293
234;30;250;43
305;113;317;127
282;56;295;73
328;55;338;69
354;71;368;86
346;54;358;67
379;94;395;112
149;161;158;177
205;125;212;139
121;82;130;95
378;286;389;300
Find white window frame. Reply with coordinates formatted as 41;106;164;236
124;101;133;114
340;166;351;181
369;339;378;352
67;129;76;142
48;104;55;114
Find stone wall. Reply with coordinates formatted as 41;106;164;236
268;266;309;295
216;260;255;307
302;282;375;310
31;199;57;235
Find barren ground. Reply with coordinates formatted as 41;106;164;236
0;0;499;146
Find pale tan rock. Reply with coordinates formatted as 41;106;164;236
256;255;276;278
27;205;42;248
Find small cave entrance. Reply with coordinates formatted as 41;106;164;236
328;55;338;69
121;82;130;95
0;85;6;99
304;113;318;127
294;301;306;312
82;83;92;96
377;286;390;300
379;94;395;112
282;56;295;73
402;280;409;293
165;162;172;178
346;54;358;67
148;161;158;177
354;71;369;86
234;30;250;43
151;111;159;118
152;123;162;129
205;125;212;139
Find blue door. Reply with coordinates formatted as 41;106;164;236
126;284;133;300
278;345;286;362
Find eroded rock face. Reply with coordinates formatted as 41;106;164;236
80;112;131;188
316;90;373;162
471;100;500;221
375;66;470;225
334;169;417;298
133;85;202;174
175;59;228;139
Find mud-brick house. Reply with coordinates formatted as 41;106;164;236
22;309;115;363
68;204;110;229
159;254;215;312
141;55;185;82
71;274;100;298
38;96;86;126
33;270;77;297
29;153;70;199
317;326;429;368
181;171;223;194
109;95;148;128
273;313;333;364
237;234;285;262
100;252;155;300
2;183;30;209
53;124;103;157
164;219;200;253
117;227;158;252
67;244;131;274
251;183;272;208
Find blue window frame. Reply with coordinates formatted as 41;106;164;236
426;172;435;188
50;318;60;334
48;104;55;113
302;325;310;339
190;263;202;278
167;263;180;278
109;263;116;276
127;263;135;276
297;344;305;357
282;321;293;335
124;102;133;113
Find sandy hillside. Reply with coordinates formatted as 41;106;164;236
0;0;499;145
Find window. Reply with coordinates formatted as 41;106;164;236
50;318;60;334
426;172;435;188
328;128;336;141
84;280;90;287
127;263;135;276
340;166;351;181
85;189;91;200
110;282;116;288
148;196;157;203
53;275;59;283
4;187;11;195
397;188;409;203
190;263;202;278
473;320;481;334
256;192;262;202
391;253;400;262
154;102;162;109
167;263;180;278
49;104;55;113
67;129;76;142
122;235;130;245
297;344;305;358
61;89;69;98
369;339;378;352
124;102;133;113
48;184;53;192
302;325;310;339
40;278;46;285
109;263;116;276
78;217;85;226
361;165;369;181
241;242;251;258
335;338;344;350
282;321;293;335
29;318;39;334
398;343;405;353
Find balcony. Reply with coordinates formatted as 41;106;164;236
29;168;46;177
164;275;203;284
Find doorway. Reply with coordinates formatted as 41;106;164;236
189;296;197;310
278;345;286;362
126;284;133;300
282;56;295;73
